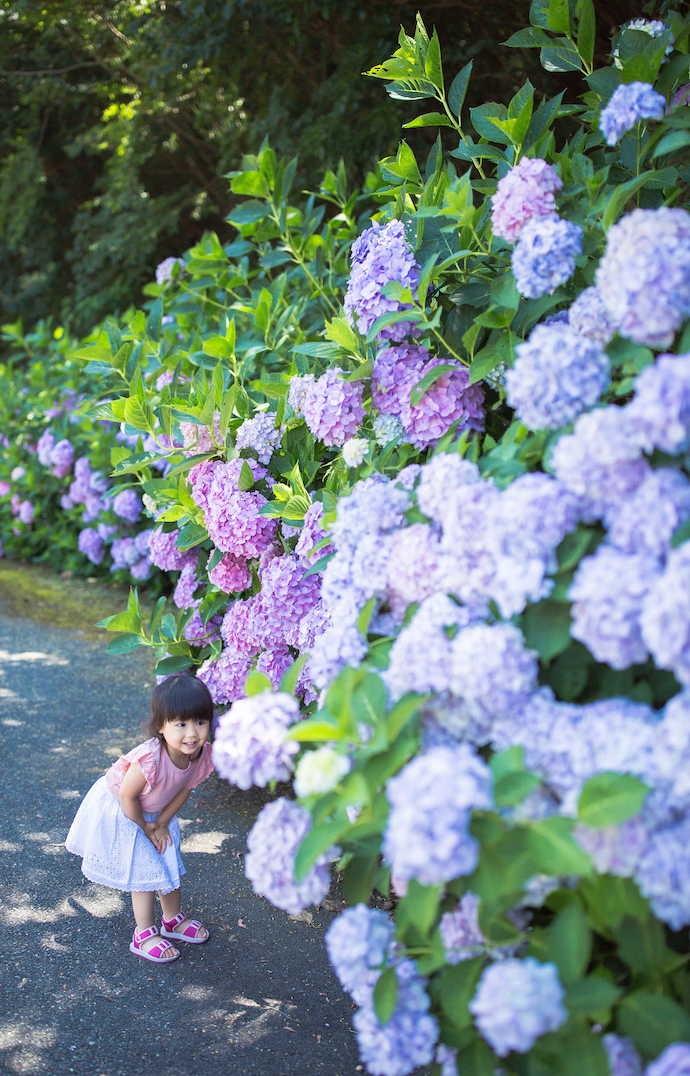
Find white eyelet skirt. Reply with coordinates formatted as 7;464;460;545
65;776;185;894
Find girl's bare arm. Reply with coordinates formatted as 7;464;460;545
119;763;162;849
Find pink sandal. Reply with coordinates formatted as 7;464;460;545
160;910;209;944
129;924;180;964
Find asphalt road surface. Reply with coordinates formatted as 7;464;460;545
0;611;362;1076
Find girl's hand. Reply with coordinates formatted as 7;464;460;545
143;820;165;853
153;824;172;852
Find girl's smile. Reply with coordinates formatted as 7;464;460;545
162;718;210;768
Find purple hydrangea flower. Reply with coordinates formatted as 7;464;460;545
383;745;493;887
506;322;609;430
155;369;174;391
635;815;690;928
641;543;690;686
491;156;562;243
569;545;660;668
384;594;478;701
98;522;117;542
155;256;184;286
439;892;486;964
49;439;74;478
294;501;332;564
301;368;366;447
469;958;567;1056
568;286;616;345
18;500;34;525
325;904;396;1005
550;405;648;522
602;1035;642;1076
344;220;421;342
112;488;142;523
244;797;334;914
197;646;253;706
148;527;196;572
287;374;314;418
173;561;199;609
110;536;138;570
207;551;251;593
645;1043;690;1076
213;691;300;789
203;460;278;558
130;557;152;581
599;81;665;146
78;528;105;565
36;429;55;467
512;217;582;299
626;353;690;453
596;208;690;349
256;644;294;690
257;555;321;648
386;523;443;616
60;494;74;510
308;617;368;689
606;468;690;560
235;412;282;464
416;454;482;524
352;960;439;1076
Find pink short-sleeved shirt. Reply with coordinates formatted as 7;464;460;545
105;737;214;813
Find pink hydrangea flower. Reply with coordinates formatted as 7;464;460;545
203;461;277;558
491;157;562;243
207;551;252;593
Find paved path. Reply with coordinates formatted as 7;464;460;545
0;612;361;1076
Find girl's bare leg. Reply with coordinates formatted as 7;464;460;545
131;891;178;957
159;887;208;940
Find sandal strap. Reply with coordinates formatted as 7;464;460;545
134;925;159;943
180;919;203;938
144;939;175;959
162;910;186;929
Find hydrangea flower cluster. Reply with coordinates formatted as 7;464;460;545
207;551;251;594
213;691;300;789
148;526;197;572
645;1043;690;1076
294;746;352;797
299;367;366;447
201;459;278;557
325;904;396;1005
382;745;493;886
567;286;616;345
235;412;282;463
596;208;690;348
469;958;567;1056
599;81;666;145
512;217;582;298
342;437;369;468
77;528;105;565
352;960;439;1076
244;797;335;914
49;439;74;478
602;1034;642;1076
491;156;562;243
155;256;184;285
344;219;421;342
505;323;610;430
112;489;142;524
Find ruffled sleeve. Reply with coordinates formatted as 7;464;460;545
187;742;215;789
104;738;161;799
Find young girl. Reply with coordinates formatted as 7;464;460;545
65;675;215;964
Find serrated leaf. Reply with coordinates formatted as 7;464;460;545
566;977;623;1014
238;460;255;492
175;523;207;550
279;653;308;696
123;397;154;433
203;335;233;360
503;26;554;47
618;992;690;1059
110;451;166;476
448;61;473;117
540;43;582;73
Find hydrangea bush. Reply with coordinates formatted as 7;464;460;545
25;2;690;1073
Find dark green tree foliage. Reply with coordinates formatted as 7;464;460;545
0;0;647;331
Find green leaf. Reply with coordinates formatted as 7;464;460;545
576;0;596;70
546;0;570;35
294;819;350;882
410;363;458;406
106;633;143;655
601;170;664;230
110;451;166;476
386;694;427;742
357;596;377;635
504;26;554;47
448;61;473;117
155;655;194;675
175;522;207;550
528;816;593;876
245;671;273;696
618;992;690;1059
613;914;673;975
287;718;342;743
546;902;591;985
521;599;572;661
103;607;142;634
373;967;398;1025
671;517;690;549
566;977;622;1015
424;29;443;91
653;129;690;158
490;747;541;807
342;853;379;906
238;460;255;492
279;653;308;697
230;170;270;198
438;959;485;1028
578;772;649;828
146;297;163;343
540;42;583;73
324;317;359;351
123;397;154;433
202;335;234;360
292;342;344;359
469;344;502;385
226;200;268;226
397;879;443;939
403;112;455;129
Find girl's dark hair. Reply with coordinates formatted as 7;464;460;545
146;675;214;739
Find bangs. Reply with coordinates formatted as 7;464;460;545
150;675;213;730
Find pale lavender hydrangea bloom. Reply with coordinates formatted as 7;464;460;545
173;562;199;609
98;523;117;542
256;644;294;690
439;892;485;964
213;691;300;789
625;353;690;454
258;555;322;648
155;369;174;391
130;557;152;581
301;368;366;447
207;552;251;593
78;528;105;565
308;617;368;689
18;500;34;525
235;412;281;464
469;958;567;1056
112;489;142;523
287;374;315;417
506;323;609;430
386;523;443;616
606;469;690;560
512;217;582;299
352;960;438;1076
645;1043;690;1076
197;646;253;706
60;494;74;510
36;429;55;467
567;286;616;345
416;454;481;524
575;817;651;878
550;406;649;522
373;413;404;446
602;1034;642;1076
435;1045;459;1076
49;438;74;478
569;546;660;668
294;501;332;564
599;81;665;146
384;594;478;701
148;527;196;572
329;475;410;554
596;208;690;348
204;460;278;557
110;536;138;570
491;156;562;243
383;745;493;887
635;816;690;928
10;466;25;481
244;798;334;914
344;219;421;342
641;543;690;686
325;904;395;1005
155;256;184;286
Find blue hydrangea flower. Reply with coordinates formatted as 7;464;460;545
625;353;690;453
382;745;493;887
602;1034;642;1076
344;220;421;342
596;209;690;349
352;960;438;1076
635;815;690;929
325;904;395;1005
645;1043;690;1076
641;542;690;687
605;468;690;561
244;798;335;914
599;82;665;145
567;286;616;345
469;958;567;1056
506;322;610;429
512;217;582;298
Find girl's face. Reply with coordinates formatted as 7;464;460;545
160;716;210;766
